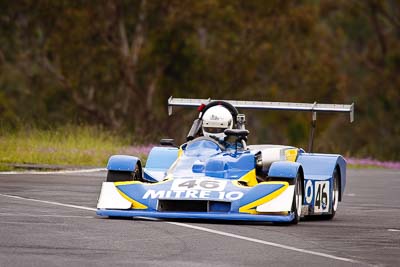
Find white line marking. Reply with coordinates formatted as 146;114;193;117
0;193;364;265
0;221;66;225
166;221;364;264
0;212;93;218
388;229;400;232
0;168;106;175
0;193;96;211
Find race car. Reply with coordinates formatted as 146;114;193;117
97;97;354;224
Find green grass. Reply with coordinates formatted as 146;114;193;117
0;125;140;170
2;126;396;172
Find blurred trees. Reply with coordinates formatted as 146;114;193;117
0;0;399;160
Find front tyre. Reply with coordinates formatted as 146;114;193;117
106;163;143;182
290;172;303;224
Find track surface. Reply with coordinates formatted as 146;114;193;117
0;169;399;266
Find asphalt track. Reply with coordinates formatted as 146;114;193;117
0;169;399;267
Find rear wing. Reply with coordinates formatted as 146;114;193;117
167;96;354;152
168;96;354;122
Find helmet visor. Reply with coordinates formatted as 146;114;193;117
203;127;225;134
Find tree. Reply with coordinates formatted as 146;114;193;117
0;0;399;159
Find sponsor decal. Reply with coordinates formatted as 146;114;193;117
305;180;313;204
314;181;330;213
210;114;220;120
142;189;243;201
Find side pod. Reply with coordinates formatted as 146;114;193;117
255;161;302;213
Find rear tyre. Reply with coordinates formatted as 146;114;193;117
106;163;142;182
321;167;339;220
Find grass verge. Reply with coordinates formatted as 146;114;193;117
0;126;153;171
1;126;398;172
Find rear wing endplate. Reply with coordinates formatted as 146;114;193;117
168;96;354;122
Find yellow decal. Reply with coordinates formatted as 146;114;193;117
177;146;183;158
116;188;148;209
166;146;184;175
285;149;298;162
239;182;289;214
237;169;258;187
114;177;173;187
114;181;142;186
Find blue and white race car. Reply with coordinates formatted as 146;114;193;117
97;97;354;224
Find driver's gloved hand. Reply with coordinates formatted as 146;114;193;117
209;135;227;147
209;135;221;142
224;135;236;144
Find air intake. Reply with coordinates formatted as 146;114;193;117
158;200;231;212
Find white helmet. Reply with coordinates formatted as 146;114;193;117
202;105;233;139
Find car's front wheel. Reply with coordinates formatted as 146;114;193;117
106;163;142;182
290;172;303;224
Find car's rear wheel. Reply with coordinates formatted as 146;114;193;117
106;163;142;182
321;167;339;220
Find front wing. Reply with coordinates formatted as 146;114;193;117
96;179;296;223
97;209;295;222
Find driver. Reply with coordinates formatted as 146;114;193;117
202;105;233;142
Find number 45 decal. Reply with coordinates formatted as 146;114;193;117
314;181;330;213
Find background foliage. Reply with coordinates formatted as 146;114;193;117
0;0;399;160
